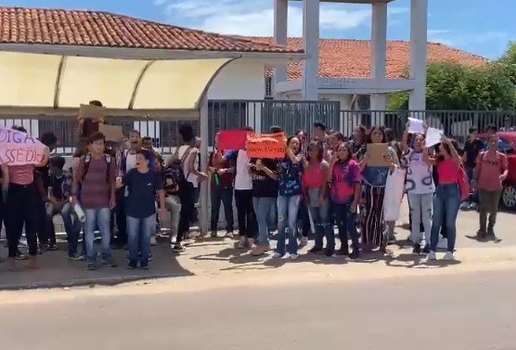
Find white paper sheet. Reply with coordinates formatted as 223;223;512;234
425;127;444;147
408;117;424;134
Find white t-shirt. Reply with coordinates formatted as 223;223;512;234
178;145;199;188
234;150;252;190
405;150;435;194
125;152;137;173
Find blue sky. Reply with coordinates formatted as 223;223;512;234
1;0;513;59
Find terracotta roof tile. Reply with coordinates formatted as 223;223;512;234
248;37;488;79
0;6;301;53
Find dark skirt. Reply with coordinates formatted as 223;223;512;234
361;184;386;250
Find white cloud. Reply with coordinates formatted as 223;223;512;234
427;29;509;58
155;0;408;37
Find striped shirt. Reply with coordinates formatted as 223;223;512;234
75;155;116;209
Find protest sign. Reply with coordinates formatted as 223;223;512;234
79;104;104;120
247;132;286;159
218;130;248;150
99;124;124;142
366;143;391;167
0;126;47;165
408;117;424;134
425;127;444;147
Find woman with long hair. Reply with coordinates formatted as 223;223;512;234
304;141;333;256
275;136;304;259
425;138;462;261
360;126;399;253
401;128;435;254
329;142;361;258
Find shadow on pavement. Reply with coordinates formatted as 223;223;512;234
0;243;193;291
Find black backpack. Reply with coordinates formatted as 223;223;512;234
166;146;192;189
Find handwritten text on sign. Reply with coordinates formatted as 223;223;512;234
0;126;46;165
247;132;286;159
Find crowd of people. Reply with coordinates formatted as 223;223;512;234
0;99;509;271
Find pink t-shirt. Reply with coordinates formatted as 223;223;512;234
303;162;325;189
477;151;507;192
437;159;460;185
330;159;361;204
8;164;34;185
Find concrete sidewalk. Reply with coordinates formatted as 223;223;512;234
0;202;515;290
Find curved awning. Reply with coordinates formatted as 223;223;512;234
0;51;237;117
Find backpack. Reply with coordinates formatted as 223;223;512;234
81;153;112;184
166;146;192;189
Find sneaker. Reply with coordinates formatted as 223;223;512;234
103;259;118;268
299;236;308;248
273;252;283;258
442;251;455;261
251;245;266;256
476;230;487;239
308;246;323;254
15;251;27;261
468;202;479;211
226;231;234;239
437;238;448;250
210;231;218;238
324;249;335;257
140;264;149;270
349;250;360;260
87;263;97;271
237;236;246;249
46;243;58;251
150;236;157;246
336;248;349;256
422;244;431;254
460;202;469;210
487;229;496;237
247;238;255;248
426;251;437;261
413;244;421;255
173;243;185;253
290;254;299;260
127;262;137;270
68;254;85;261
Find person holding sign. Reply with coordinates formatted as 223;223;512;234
274;136;304;260
4;126;50;271
360;126;399;254
77;100;107;139
249;156;279;257
424;137;462;261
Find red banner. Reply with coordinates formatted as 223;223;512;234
218;130;248;150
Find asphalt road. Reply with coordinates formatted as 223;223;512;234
1;269;516;350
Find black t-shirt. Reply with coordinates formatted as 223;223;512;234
464;139;484;168
124;169;163;219
251;158;279;198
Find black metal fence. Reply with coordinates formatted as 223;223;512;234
1;101;515;155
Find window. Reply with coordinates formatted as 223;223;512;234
265;76;273;98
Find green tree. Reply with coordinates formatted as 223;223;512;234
387;42;516;111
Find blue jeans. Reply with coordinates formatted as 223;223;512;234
253;197;277;246
48;202;82;256
430;184;460;252
309;201;333;250
84;207;112;263
332;202;360;253
127;214;156;266
277;195;301;255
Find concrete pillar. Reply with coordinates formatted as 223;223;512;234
198;95;209;236
409;0;428;110
273;0;288;92
371;2;387;82
302;0;319;100
371;2;387;122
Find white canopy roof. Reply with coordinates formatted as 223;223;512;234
0;51;236;119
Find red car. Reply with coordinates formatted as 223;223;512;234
479;131;516;210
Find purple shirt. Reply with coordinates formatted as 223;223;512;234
330;159;360;204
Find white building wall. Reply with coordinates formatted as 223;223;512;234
207;59;266;100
